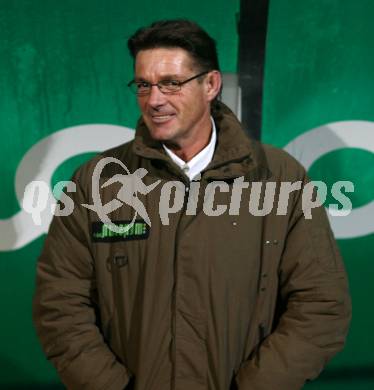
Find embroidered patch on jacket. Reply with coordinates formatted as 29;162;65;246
91;220;149;242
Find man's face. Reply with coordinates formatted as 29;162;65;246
134;48;217;147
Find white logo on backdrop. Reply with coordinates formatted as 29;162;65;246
284;121;374;239
0;124;134;251
0;121;373;251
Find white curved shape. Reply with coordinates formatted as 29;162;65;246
0;124;135;251
284;121;374;239
329;203;374;239
284;121;374;169
2;121;373;250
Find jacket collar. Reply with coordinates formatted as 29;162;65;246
132;101;271;181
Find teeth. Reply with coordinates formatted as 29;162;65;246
151;114;174;123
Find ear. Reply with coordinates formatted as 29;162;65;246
204;71;222;102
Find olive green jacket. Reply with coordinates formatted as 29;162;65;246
33;102;351;390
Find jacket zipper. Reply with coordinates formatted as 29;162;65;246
170;179;190;390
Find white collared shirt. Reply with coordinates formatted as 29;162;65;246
163;117;217;181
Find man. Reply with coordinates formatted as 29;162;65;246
33;19;351;390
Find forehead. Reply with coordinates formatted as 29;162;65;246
134;48;195;79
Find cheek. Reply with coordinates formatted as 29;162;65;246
137;97;147;112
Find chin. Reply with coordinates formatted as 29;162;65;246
148;127;174;142
146;121;176;141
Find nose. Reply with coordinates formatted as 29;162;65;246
147;85;167;107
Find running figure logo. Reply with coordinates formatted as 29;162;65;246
82;157;160;233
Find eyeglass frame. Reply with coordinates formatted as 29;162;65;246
127;70;210;95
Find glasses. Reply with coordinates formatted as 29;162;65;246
127;71;209;96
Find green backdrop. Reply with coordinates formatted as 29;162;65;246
1;0;373;389
263;1;374;389
0;1;239;387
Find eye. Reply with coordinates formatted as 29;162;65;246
136;81;150;89
161;80;180;87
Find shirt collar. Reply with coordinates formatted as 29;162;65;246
162;117;217;181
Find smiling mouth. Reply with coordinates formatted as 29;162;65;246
151;114;175;123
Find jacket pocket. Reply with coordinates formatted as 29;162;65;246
108;252;130;366
110;253;129;289
110;252;129;317
251;323;267;358
258;323;266;344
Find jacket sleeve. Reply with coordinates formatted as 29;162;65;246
32;171;132;390
235;177;352;390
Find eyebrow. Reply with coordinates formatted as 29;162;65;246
134;74;182;82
